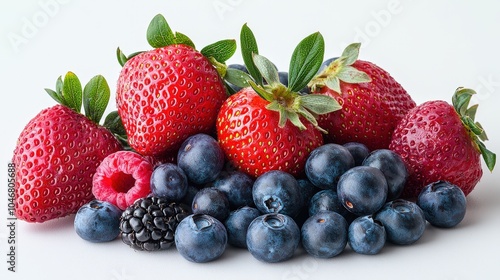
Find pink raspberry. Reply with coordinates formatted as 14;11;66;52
93;151;153;210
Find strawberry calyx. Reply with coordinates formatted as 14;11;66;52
452;87;496;171
45;72;128;148
117;14;237;81
308;42;372;93
239;25;341;133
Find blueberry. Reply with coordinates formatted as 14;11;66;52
150;163;188;201
175;214;227;263
305;143;355;190
192;188;230;222
343;142;370;166
180;184;199;206
337;166;388;216
374;199;426;245
308;189;356;223
362;149;408;200
246;213;300;263
224;206;260;248
278;71;289;86
348;215;386;255
177;133;225;185
417;181;466;228
213;171;254;209
301;211;348;258
252;170;302;217
74;200;122;242
297;178;320;207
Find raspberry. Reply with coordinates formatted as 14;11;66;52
92;151;153;210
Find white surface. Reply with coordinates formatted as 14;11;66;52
1;1;499;279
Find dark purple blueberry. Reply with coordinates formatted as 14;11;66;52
305;143;355;190
252;170;302;217
246;213;300;263
362;149;408;200
150;163;188;201
374;199;426;245
177;133;225;185
348;215;386;255
224;206;260;248
213;171;254;209
308;189;356;223
343;142;370;166
417;181;466;228
297;178;321;207
175;214;227;263
180;184;199;206
337;166;388;216
192;188;230;222
301;211;348;258
74;200;122;242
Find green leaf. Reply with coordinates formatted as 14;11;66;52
240;24;262;85
325;76;341;93
253;53;280;87
116;47;128;67
452;87;475;115
248;80;273;101
336;65;372;83
56;76;63;95
201;39;236;64
225;68;252;88
341;43;361;66
83;75;110;124
288;32;325;92
62;71;83;113
44;88;63;104
174;31;196;49
147;14;175;48
465;104;478;121
298;94;341;115
104;111;127;136
476;141;496;172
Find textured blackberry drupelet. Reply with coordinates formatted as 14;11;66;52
119;196;191;251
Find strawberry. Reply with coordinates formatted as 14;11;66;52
13;72;123;223
389;88;496;199
309;43;416;150
217;25;340;178
116;15;234;157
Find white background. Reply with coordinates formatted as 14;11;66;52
1;0;499;279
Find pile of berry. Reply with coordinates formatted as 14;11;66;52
12;14;495;263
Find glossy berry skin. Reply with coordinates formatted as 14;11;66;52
374;199;426;245
390;100;483;198
175;214;227;263
301;211;348;258
337;166;388;216
116;44;227;157
308;190;355;223
348;215;386;255
305;143;355;190
217;87;324;178
314;60;415;151
297;179;320;207
224;206;260;248
362;149;408;200
177;133;225;185
191;188;230;222
343;142;370;166
93;151;153;210
417;181;466;228
150;163;188;201
13;105;122;222
252;170;302;218
74;200;122;242
212;171;254;209
246;213;300;263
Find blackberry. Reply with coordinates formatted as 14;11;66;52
119;196;191;251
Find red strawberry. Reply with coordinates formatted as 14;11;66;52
116;15;231;157
217;28;340;178
217;88;324;177
309;43;416;150
389;88;496;199
13;73;123;223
